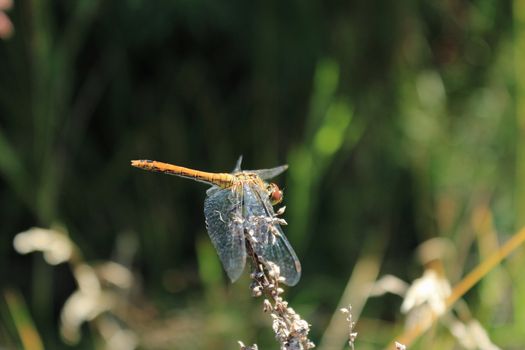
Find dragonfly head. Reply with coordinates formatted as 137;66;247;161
267;183;283;205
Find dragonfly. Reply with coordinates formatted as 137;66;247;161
131;157;301;286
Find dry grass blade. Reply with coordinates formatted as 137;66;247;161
318;254;383;350
319;232;386;350
3;289;44;350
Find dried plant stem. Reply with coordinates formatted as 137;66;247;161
241;238;315;350
389;226;525;348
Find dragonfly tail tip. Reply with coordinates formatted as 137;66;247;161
131;160;151;168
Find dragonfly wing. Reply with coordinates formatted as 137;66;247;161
206;185;219;196
250;165;289;180
232;155;243;172
257;224;301;286
242;183;301;286
204;187;246;282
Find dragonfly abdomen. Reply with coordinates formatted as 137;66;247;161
131;160;234;188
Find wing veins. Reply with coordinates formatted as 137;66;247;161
247;182;301;286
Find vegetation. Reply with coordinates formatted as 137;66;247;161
0;1;523;349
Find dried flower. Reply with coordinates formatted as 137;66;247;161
243;254;315;350
13;227;74;265
395;341;406;350
238;341;259;350
275;206;287;216
340;306;358;350
13;227;137;349
445;316;500;350
401;269;451;329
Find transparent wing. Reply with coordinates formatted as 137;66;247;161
204;186;246;282
249;165;288;180
242;183;301;286
254;223;302;286
232;155;243;172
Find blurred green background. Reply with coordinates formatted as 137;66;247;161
1;0;524;349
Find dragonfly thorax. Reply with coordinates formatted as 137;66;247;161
233;172;265;187
232;173;284;206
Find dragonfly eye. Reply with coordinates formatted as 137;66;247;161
267;183;283;205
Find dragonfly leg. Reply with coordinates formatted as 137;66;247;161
214;210;226;223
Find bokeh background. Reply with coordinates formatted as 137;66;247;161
1;0;524;349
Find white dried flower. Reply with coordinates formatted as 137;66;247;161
60;287;116;343
267;262;280;278
401;269;451;317
340;305;357;349
238;341;259;350
95;262;133;289
395;341;406;350
263;299;273;312
369;274;409;297
277;218;288;226
276;206;286;216
98;317;138;350
252;285;263;297
14;227;137;348
447;317;501;350
13;227;73;265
